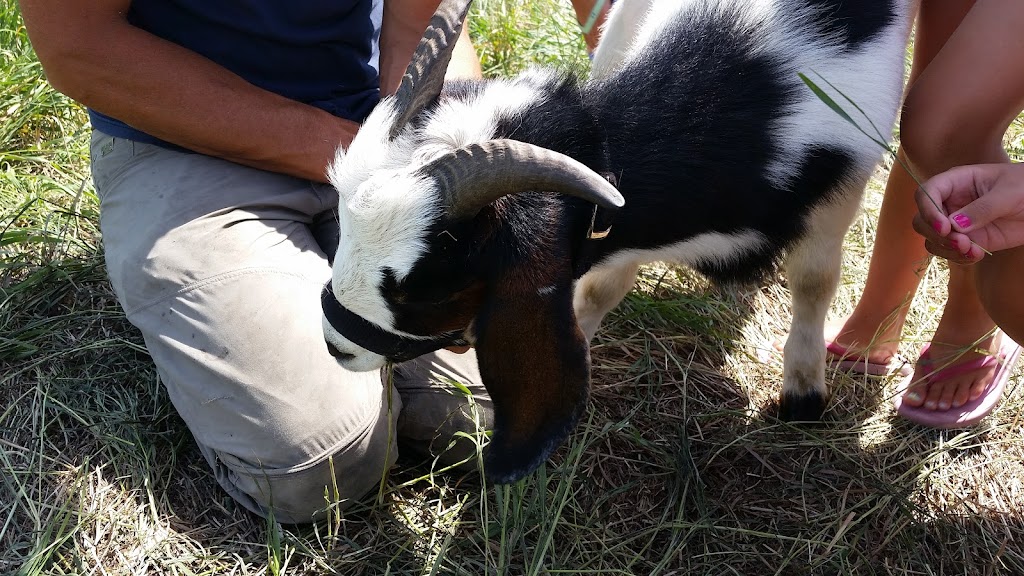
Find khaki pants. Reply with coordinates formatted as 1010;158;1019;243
91;132;491;523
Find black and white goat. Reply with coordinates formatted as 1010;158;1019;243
322;0;914;483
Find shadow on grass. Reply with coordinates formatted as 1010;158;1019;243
4;256;1024;574
541;265;1024;574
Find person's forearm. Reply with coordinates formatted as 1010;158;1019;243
22;3;356;182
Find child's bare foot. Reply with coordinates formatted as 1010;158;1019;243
902;327;1003;412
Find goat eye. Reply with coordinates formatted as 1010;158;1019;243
381;284;407;304
379;268;406;301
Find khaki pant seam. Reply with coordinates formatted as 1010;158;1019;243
217;385;390;480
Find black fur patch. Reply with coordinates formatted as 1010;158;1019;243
439;5;868;287
577;6;858;285
801;0;896;48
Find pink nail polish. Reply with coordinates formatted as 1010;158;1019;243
952;213;971;228
932;219;943;233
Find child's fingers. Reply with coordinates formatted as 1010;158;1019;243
948;191;1013;233
918;223;983;263
912;212;949;242
917;165;990;225
914;185;950;235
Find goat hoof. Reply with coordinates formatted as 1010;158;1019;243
778;390;827;422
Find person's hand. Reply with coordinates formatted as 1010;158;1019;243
913;163;1024;263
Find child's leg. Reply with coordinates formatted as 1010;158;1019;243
895;0;1024;410
824;0;976;362
976;245;1024;347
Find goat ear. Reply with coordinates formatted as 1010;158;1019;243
474;271;590;484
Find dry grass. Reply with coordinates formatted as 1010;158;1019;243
3;1;1024;574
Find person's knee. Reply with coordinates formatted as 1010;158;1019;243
393;350;494;468
900;85;1008;176
397;388;492;467
201;387;401;524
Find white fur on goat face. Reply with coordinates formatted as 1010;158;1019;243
325;164;445;371
322;78;545;370
321;99;438;371
321;99;425;366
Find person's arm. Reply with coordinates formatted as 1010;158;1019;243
570;0;611;55
379;0;482;96
913;162;1024;262
19;0;360;182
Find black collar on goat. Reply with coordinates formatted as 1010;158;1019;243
320;283;469;362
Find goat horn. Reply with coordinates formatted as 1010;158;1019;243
423;140;625;221
388;0;474;140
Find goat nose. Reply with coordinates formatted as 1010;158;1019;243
325;341;356;362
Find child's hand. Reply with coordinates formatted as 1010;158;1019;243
913;163;1024;263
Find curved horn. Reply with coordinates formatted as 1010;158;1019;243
422;140;625;221
388;0;474;139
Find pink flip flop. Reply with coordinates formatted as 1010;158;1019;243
827;341;913;378
894;334;1022;428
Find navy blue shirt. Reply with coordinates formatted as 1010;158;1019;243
89;0;384;147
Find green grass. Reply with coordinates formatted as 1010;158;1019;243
3;1;1024;574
